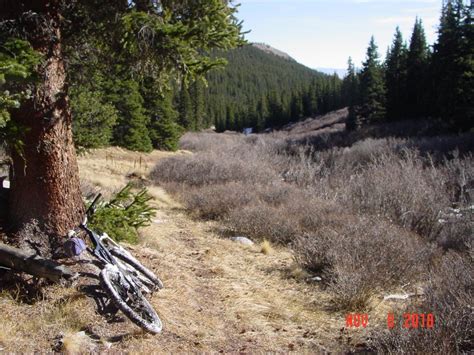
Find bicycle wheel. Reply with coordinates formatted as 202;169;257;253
100;264;162;334
109;247;164;290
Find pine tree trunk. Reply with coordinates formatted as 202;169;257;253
7;1;84;256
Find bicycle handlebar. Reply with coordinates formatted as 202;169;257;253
85;193;102;217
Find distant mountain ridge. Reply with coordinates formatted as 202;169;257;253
250;43;347;78
251;43;295;61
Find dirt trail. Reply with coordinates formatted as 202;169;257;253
77;147;355;352
0;148;359;353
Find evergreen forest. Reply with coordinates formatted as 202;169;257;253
344;0;473;132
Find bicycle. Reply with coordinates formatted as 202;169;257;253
65;194;164;334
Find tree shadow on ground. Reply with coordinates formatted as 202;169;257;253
0;268;45;304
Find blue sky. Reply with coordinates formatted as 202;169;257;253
235;0;442;69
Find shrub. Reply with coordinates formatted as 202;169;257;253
371;250;473;353
293;218;429;311
151;152;276;187
343;151;448;239
226;202;301;244
179;132;242;152
152;127;473;346
292;231;335;275
327;220;429;311
182;182;253;220
88;184;156;243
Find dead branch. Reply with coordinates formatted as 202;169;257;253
0;243;77;283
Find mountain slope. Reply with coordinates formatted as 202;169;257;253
251;43;295;61
204;44;343;131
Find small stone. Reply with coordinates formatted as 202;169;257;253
230;236;254;246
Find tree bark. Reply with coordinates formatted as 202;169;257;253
7;1;84;255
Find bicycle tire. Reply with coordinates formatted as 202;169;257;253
109;247;164;290
100;264;163;334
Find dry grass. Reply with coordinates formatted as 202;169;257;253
151;123;473;353
78;146;181;196
2;121;472;353
260;240;273;255
0;145;355;352
0;286;101;352
62;331;97;354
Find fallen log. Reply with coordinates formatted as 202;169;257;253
0;243;77;283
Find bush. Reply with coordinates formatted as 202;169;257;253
226;202;301;244
343;151;448;239
328;220;429;311
293;219;429;311
88;184;156;243
292;231;334;274
182;182;253;220
371;250;473;353
179;132;242;152
151;150;277;187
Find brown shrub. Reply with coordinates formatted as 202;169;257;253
151;151;277;187
442;154;474;205
292;230;335;274
371;250;473;354
226;202;301;244
154;127;473;335
342;151;449;239
179;132;242;152
182;182;254;220
329;220;429;311
293;218;430;311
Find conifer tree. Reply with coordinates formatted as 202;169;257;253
178;82;194;130
385;27;408;120
342;57;359;106
203;45;343;131
256;96;269;131
343;57;360;130
433;0;473;129
356;36;386;127
290;92;304;120
111;80;153;152
190;79;205;130
71;88;118;149
148;91;183;151
0;0;243;246
406;18;430;118
225;105;236;130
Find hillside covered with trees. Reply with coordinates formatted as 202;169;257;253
69;43;345;151
203;45;344;132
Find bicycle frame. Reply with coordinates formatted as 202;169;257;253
79;193;115;265
80;223;115;266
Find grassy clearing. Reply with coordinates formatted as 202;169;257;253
0;144;354;353
151;110;473;353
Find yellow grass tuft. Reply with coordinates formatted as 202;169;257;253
260;240;273;255
62;331;96;354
